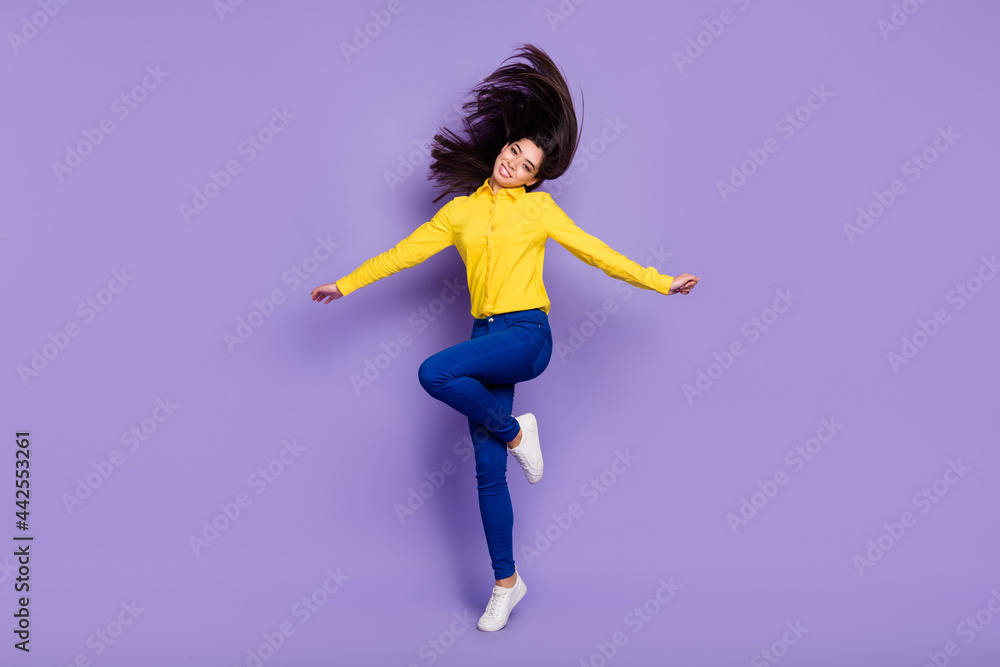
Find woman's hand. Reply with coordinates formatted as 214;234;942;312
668;274;699;295
310;282;343;304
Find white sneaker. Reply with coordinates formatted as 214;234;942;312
477;572;527;632
508;413;543;484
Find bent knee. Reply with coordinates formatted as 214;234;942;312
417;358;447;393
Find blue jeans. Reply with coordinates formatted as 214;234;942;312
417;308;553;579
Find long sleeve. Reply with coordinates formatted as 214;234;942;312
335;198;456;296
541;194;674;294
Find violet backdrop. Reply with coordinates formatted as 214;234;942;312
3;0;998;665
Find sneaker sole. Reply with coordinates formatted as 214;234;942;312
516;413;543;484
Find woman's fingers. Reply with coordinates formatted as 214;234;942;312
310;283;343;303
670;274;700;295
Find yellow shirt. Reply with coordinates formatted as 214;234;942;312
335;178;675;318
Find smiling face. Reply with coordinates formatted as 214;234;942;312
489;139;544;192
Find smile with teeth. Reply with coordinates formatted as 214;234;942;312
500;164;511;178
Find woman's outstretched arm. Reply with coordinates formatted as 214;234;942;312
540;194;699;296
311;198;457;304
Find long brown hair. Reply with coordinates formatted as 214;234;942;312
427;43;584;203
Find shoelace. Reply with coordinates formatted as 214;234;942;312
509;446;538;470
484;587;510;618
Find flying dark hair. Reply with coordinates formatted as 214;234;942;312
427;43;584;202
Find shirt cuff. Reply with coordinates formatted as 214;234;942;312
335;275;357;296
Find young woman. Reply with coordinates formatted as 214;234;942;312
311;44;699;632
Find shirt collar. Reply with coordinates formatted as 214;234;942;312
475;177;526;201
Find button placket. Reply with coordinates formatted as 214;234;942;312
484;195;497;316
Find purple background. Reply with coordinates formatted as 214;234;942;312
3;0;999;665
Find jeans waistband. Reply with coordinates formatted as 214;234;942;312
473;308;548;325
